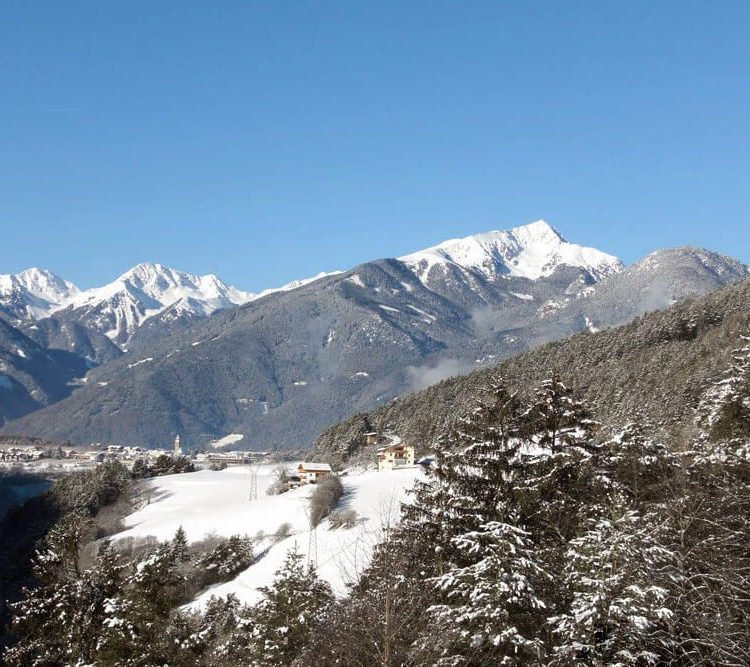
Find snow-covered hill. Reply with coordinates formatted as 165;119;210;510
114;465;422;606
399;220;624;284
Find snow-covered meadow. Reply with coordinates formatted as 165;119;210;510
114;464;422;607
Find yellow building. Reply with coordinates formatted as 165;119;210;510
377;442;415;471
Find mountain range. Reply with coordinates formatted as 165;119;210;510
0;220;747;448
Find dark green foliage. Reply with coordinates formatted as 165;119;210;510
192;535;254;584
250;547;333;665
131;454;195;479
315;277;750;462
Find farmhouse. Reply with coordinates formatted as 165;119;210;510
296;462;333;484
377;441;415;472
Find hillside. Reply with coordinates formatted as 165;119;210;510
315;274;750;462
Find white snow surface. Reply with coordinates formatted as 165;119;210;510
115;465;422;607
399;220;623;283
209;433;245;448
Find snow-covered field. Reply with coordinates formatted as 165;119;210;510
114;464;422;607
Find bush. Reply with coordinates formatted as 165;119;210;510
328;509;358;529
131;455;195;479
266;467;290;496
274;522;292;542
309;475;343;528
193;535;253;581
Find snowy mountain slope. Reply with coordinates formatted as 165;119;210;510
114;464;422;606
0;268;79;320
399;220;623;284
19;318;123;366
555;247;749;334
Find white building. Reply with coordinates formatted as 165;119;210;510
296;462;333;484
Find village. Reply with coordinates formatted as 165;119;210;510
0;432;421;477
0;435;268;471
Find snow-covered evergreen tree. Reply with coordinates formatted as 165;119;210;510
249;546;333;665
549;508;675;665
521;372;598;453
97;544;187;664
431;508;548;664
5;541;125;667
701;334;750;442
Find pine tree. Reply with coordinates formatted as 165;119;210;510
172;525;190;562
5;541;125;666
549;507;675;665
250;546;333;665
430;507;549;665
521;372;597;454
97;544;187;664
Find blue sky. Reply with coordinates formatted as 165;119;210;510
2;1;749;290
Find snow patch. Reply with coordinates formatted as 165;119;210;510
584;316;600;333
346;274;365;288
210;433;245;449
126;357;153;369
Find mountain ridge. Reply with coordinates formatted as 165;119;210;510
2;230;746;448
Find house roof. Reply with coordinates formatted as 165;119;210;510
298;462;333;472
377;442;411;453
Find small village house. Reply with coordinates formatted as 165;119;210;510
377;441;415;472
296;462;333;484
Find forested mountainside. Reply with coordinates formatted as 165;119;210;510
0;318;94;425
315;275;750;463
7;353;750;664
3;241;745;449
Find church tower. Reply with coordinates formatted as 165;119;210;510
173;434;182;457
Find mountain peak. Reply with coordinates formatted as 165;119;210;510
0;267;80;319
399;220;623;282
508;219;565;243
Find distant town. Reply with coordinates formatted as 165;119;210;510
0;434;269;472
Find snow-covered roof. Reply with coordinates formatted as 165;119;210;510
298;462;333;472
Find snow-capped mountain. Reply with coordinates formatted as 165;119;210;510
400;220;624;284
54;263;254;346
0;268;80;320
0;262;342;350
